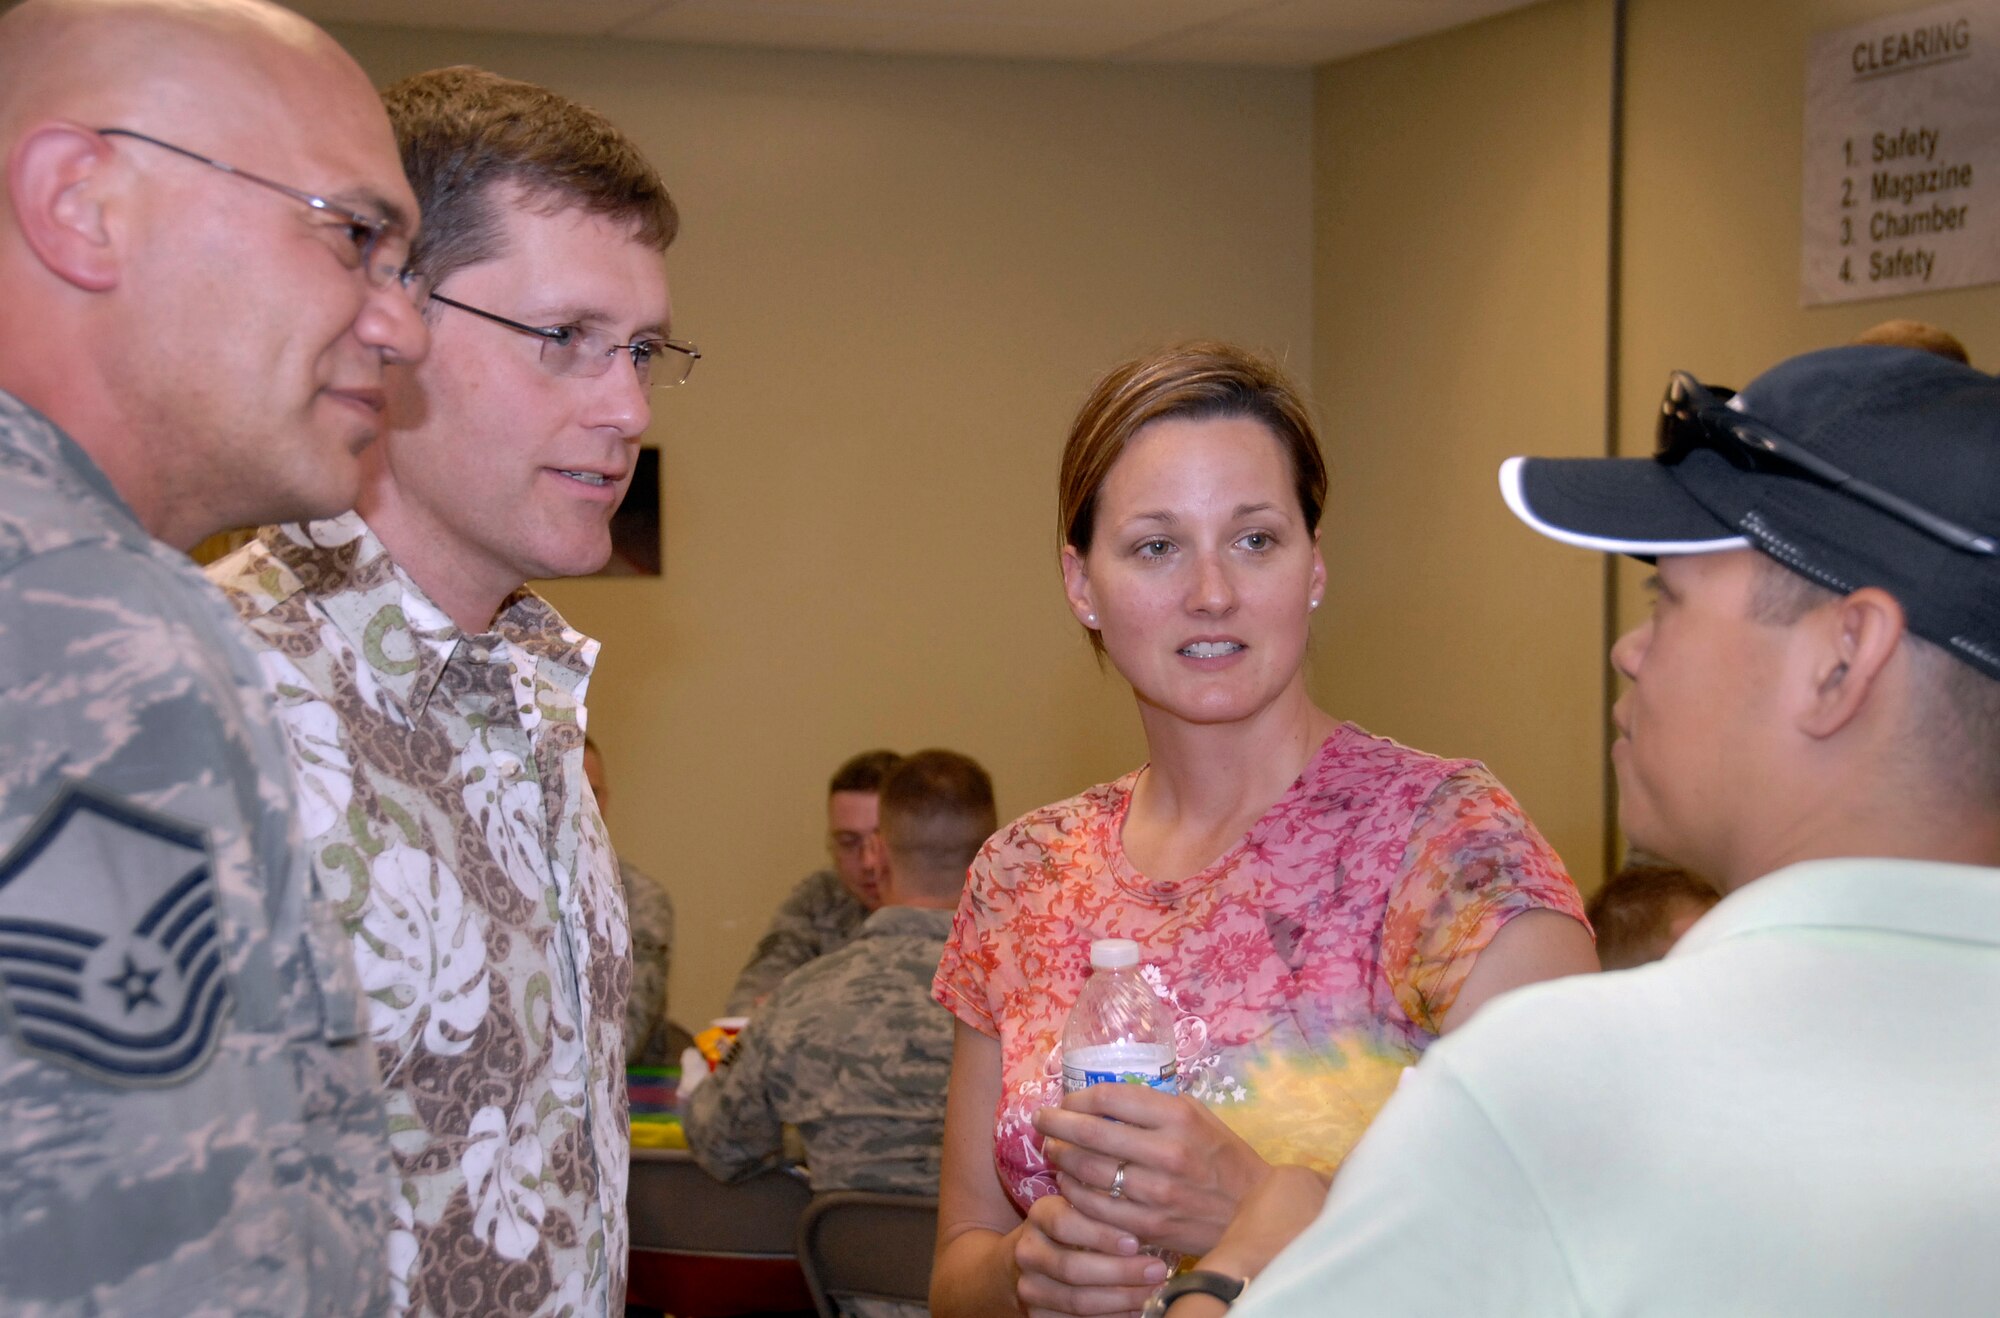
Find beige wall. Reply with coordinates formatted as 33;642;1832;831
1616;0;2000;632
1310;0;1616;889
333;27;1313;1025
1310;0;2000;894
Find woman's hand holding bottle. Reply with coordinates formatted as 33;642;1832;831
1037;1084;1273;1258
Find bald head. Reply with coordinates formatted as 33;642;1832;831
0;0;426;547
0;0;376;151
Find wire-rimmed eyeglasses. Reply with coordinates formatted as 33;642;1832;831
827;828;877;859
1658;369;1996;556
95;127;430;308
429;292;700;388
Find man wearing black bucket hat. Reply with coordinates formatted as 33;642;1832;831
1146;345;2000;1318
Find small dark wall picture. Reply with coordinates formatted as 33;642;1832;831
599;446;662;577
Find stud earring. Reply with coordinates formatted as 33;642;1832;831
1086;613;1099;626
1309;598;1321;611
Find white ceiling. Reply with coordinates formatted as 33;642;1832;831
293;0;1544;68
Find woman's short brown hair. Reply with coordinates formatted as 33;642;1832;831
1059;341;1326;553
1057;343;1327;650
382;66;678;289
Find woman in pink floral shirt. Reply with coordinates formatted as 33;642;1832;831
930;344;1596;1318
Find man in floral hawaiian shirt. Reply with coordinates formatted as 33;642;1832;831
209;66;685;1318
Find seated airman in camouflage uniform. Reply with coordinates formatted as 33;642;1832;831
583;735;680;1064
725;748;905;1015
0;0;428;1310
688;749;995;1217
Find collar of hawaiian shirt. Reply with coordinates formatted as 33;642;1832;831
491;587;599;731
270;511;599;723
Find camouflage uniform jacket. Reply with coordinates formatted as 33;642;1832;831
687;905;955;1194
724;866;869;1014
0;391;391;1315
209;514;631;1318
619;854;675;1065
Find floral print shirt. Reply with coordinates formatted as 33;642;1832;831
932;723;1585;1212
209;514;631;1318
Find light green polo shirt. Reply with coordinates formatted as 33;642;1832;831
1235;858;2000;1317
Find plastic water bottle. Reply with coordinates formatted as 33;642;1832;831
1062;938;1177;1095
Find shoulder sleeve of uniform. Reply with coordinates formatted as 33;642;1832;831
683;1011;786;1184
0;542;261;824
622;862;674;1063
0;543;272;1087
724;871;836;1014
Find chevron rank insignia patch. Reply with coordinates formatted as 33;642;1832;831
0;781;233;1086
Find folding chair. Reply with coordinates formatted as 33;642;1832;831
795;1191;940;1318
628;1148;816;1317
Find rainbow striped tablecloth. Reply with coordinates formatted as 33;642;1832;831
629;1065;685;1149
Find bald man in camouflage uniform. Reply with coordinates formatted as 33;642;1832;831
0;0;427;1309
687;750;996;1207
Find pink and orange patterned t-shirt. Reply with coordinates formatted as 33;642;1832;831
932;724;1585;1213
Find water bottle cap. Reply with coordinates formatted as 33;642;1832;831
1089;938;1140;969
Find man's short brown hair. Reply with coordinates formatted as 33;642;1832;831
1749;555;2000;802
828;749;903;797
382;65;678;288
1588;862;1719;970
1851;319;1971;366
879;750;997;891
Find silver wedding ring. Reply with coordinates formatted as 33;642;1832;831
1109;1160;1128;1200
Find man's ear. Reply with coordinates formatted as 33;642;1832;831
8;122;122;291
1059;543;1097;629
1797;586;1907;739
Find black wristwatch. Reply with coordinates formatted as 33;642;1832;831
1141;1270;1247;1318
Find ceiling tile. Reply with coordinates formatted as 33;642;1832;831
651;0;1237;21
617;2;924;49
1231;0;1533;40
622;0;1247;59
1116;29;1358;66
843;15;1255;63
1120;0;1539;65
299;0;1549;68
297;0;662;38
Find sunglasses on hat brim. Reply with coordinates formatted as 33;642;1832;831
1656;370;1996;557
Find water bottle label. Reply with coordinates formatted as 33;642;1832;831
1061;1060;1177;1094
